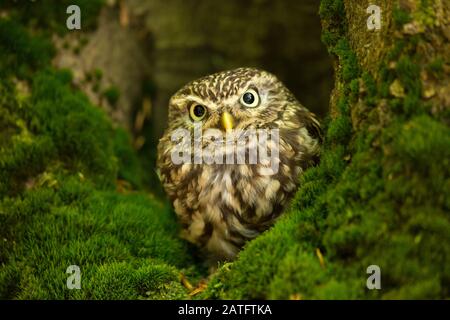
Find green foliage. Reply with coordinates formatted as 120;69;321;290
103;86;120;107
395;56;422;114
427;57;444;78
318;0;344;21
362;72;377;106
393;7;412;28
319;0;345;49
326;115;352;145
30;69;118;187
81;262;187;300
349;79;359;102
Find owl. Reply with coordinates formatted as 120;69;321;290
157;67;321;263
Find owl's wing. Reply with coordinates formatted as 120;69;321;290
304;112;323;143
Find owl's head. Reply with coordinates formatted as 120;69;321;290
166;67;298;133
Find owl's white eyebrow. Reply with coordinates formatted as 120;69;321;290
171;96;204;106
185;95;206;104
173;95;224;111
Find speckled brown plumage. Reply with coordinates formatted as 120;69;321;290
157;67;321;263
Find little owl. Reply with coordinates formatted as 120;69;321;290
157;67;321;263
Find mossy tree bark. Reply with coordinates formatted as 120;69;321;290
324;0;448;123
203;0;449;299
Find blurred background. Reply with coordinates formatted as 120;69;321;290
49;0;333;160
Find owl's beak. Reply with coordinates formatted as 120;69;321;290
221;112;234;131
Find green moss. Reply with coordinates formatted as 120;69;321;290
393;7;412;28
386;39;407;62
113;128;143;188
414;0;436;27
362;71;377;106
326;115;352;145
318;0;344;21
394;56;422;115
427;57;444;78
349;79;359;102
333;39;360;82
103;86;120;107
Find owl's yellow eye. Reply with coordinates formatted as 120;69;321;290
189;104;207;121
240;88;259;108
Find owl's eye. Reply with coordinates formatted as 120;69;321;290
189;104;207;121
240;89;260;108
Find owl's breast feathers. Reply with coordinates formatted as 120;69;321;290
157;118;320;261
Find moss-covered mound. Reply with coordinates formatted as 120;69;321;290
0;16;197;299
